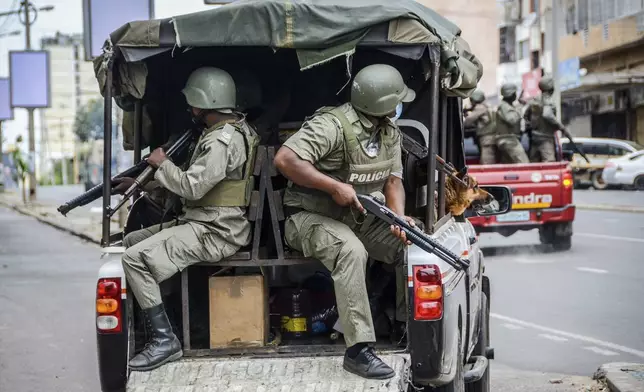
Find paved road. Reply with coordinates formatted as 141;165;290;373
574;188;644;208
481;208;644;377
0;207;102;392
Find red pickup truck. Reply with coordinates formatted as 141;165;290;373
465;133;576;251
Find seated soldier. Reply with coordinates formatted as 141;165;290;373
112;66;259;372
274;64;415;380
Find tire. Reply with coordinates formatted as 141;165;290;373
634;175;644;191
466;294;490;392
431;333;465;392
551;236;572;251
591;170;608;190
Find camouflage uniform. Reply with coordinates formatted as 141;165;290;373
524;76;564;162
122;119;258;309
464;90;497;164
495;84;529;164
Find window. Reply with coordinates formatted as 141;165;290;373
566;2;578;34
530;0;540;13
607;145;629;156
604;0;616;21
531;50;540;69
590;0;603;25
518;39;529;59
499;26;517;63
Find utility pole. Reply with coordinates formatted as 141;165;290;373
22;0;37;200
550;0;562;121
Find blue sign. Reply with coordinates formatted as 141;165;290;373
559;57;581;91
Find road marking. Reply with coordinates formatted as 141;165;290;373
539;334;569;342
577;232;644;244
576;267;608;274
491;313;644;359
583;346;619;356
501;323;524;330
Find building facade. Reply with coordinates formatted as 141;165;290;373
497;0;560;102
558;0;644;144
40;32;101;184
417;0;500;100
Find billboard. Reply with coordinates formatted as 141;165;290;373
82;0;154;61
559;57;581;91
0;78;12;121
9;51;51;109
522;69;542;100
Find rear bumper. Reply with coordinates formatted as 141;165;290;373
468;204;576;233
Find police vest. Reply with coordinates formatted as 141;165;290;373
185;120;259;208
288;104;398;220
495;101;521;138
475;105;497;137
528;96;558;138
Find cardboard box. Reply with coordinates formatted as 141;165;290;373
208;274;268;349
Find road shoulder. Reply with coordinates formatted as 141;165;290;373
595;363;644;392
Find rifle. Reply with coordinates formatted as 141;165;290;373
57;128;200;216
560;128;591;163
357;194;470;271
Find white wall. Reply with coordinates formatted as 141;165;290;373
567;114;592;137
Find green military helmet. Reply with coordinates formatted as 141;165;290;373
470;89;485;104
538;75;555;92
181;67;236;112
350;64;416;117
500;83;517;98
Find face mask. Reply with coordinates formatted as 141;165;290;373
389;102;403;122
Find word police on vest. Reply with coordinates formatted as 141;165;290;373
348;169;392;184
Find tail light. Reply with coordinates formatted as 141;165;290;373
562;170;573;189
96;278;122;333
413;265;443;321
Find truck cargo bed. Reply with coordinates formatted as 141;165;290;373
127;353;411;392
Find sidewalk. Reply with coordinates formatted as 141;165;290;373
575;190;644;214
595;363;644;392
0;189;111;244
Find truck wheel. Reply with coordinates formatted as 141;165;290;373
591;170;608;190
551;235;572;251
431;334;465;392
466;294;490;392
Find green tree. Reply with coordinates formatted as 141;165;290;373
73;99;104;142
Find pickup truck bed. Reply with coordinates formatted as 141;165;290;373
126;354;410;391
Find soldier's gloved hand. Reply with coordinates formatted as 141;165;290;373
147;147;167;168
112;177;135;195
331;182;364;213
390;216;415;246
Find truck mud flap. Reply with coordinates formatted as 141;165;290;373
126;354;411;391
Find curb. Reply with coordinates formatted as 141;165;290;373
0;199;101;245
577;204;644;214
594;363;644;392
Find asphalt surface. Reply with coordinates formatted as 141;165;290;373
0;207;101;392
574;188;644;209
482;207;644;377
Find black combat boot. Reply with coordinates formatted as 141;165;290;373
343;345;395;379
129;303;183;371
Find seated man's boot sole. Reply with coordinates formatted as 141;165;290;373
129;349;183;372
343;359;396;380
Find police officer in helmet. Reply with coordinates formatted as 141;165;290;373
274;63;415;380
464;89;498;164
495;83;530;163
115;66;259;371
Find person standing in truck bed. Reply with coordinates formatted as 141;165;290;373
495;83;530;164
274;64;415;380
464;90;498;165
523;75;566;162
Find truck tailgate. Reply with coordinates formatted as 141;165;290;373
127;354;411;391
468;162;570;209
